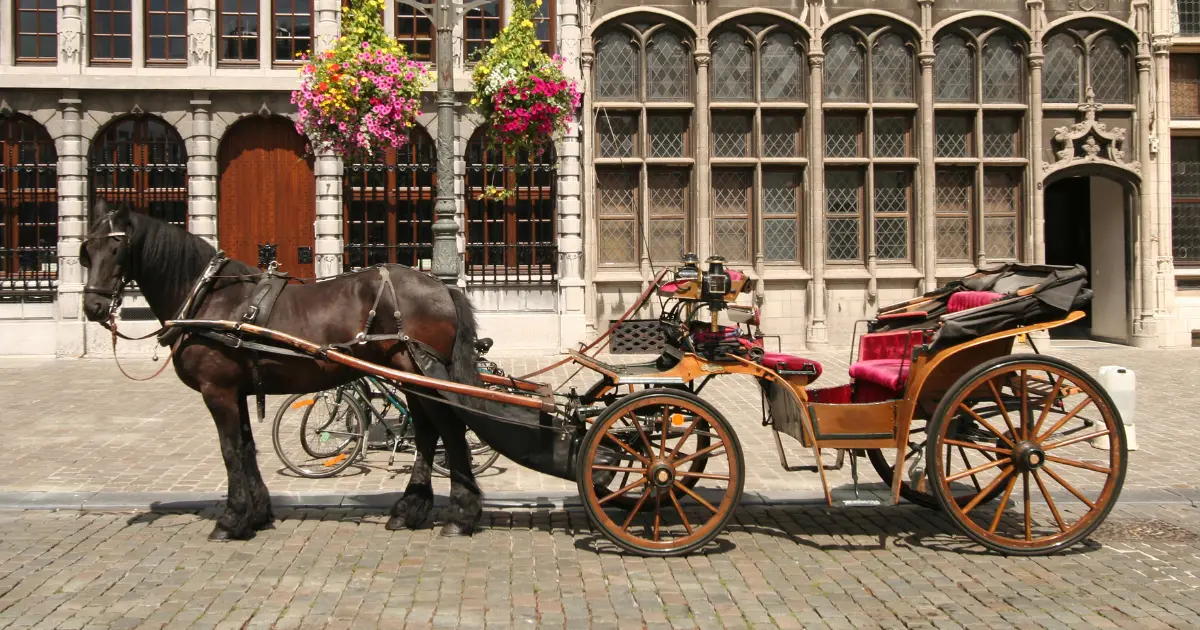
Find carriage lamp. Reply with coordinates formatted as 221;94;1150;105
704;256;729;297
677;252;701;281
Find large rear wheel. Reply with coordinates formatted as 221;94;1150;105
577;389;744;557
927;354;1126;555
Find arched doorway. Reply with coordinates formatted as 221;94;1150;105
1043;170;1136;343
217;116;315;277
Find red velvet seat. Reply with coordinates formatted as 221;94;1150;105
848;359;911;391
947;290;1004;313
762;352;823;378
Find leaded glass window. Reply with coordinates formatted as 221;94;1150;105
1044;34;1080;103
983;115;1020;158
936;114;972;158
1171;55;1200;118
873;169;910;260
1172;137;1200;265
761;33;803;101
712;170;752;262
1180;0;1200;36
872;34;913;102
762;171;801;261
826;115;861;158
825;33;864;102
982;36;1021;103
647;31;689;101
593;24;695;265
873;116;909;158
712;32;753;101
1089;36;1129;104
935;168;972;261
936;36;973;102
711;114;751;158
826;169;862;261
982;169;1019;260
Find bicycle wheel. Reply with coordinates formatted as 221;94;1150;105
272;390;366;478
431;429;499;477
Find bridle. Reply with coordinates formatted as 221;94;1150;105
81;222;173;380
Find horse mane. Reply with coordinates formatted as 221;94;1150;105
131;212;257;303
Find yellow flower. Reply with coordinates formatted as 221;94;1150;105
535;0;542;5
521;19;534;28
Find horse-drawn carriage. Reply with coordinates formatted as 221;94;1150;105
81;202;1125;556
170;255;1126;557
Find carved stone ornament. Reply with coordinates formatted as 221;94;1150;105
1042;87;1140;178
1152;34;1173;56
190;21;213;64
257;102;273;118
918;52;935;70
0;101;11;117
1066;0;1108;10
60;29;80;61
130;104;145;116
808;52;824;69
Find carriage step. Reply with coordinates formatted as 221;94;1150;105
836;498;883;507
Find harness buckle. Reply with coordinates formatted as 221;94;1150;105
243;305;259;322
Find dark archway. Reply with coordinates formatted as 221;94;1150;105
217;115;315;277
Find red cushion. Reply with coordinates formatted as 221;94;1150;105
691;325;740;343
849;359;911;391
763;352;823;378
858;330;928;362
948;290;1004;313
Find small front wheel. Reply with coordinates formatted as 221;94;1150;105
927;354;1127;555
272;390;366;478
577;389;745;557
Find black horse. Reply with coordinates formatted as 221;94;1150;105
80;199;486;540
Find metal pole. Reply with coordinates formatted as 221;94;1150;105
430;0;459;284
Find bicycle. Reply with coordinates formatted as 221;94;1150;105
271;342;504;478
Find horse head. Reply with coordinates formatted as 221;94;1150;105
81;199;136;322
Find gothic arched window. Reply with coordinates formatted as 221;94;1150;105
88;115;188;229
1043;29;1132;104
343;129;436;271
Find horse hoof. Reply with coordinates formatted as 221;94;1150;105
385;515;409;531
439;522;475;537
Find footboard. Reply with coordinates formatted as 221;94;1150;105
764;379;898;450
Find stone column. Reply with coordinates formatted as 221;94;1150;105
187;0;215;72
580;46;598;335
1027;0;1045;264
55;92;87;357
694;0;712;263
918;52;937;292
312;0;344;278
57;0;84;72
188;94;218;247
1133;49;1158;346
556;0;586;349
806;49;828;348
1153;34;1175;326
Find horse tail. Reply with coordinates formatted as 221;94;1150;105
448;286;482;387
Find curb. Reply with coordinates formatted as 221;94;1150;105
0;487;1192;512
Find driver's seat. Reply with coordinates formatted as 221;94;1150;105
474;337;494;355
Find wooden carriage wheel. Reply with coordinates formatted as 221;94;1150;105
577;389;745;557
927;355;1126;555
868;415;1007;510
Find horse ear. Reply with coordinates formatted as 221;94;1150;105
111;202;132;229
90;198;110;225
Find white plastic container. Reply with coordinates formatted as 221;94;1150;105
1092;365;1137;451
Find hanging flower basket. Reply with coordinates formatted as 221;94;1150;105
291;0;432;159
470;0;581;200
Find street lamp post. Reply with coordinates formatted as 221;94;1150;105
397;0;491;285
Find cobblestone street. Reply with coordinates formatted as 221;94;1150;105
1;343;1199;628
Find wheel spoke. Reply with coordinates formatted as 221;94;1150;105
1043;429;1110;451
1041;465;1097;509
959;404;1015;448
962;465;1014;515
988;474;1020;534
591;464;648;474
675;471;730;480
958;446;983;494
660;405;671;455
668;489;693;535
653;492;663;542
673;480;719;514
628;411;657;456
603;431;650;464
598;477;648;506
941;438;1011;456
620;488;652;531
1020;370;1030;438
1031;374;1066;438
946;456;1011;483
675;441;725;466
1044;454;1111;474
987;381;1018;439
1023;472;1032;542
1036;398;1094;443
1033;470;1067;533
667;417;701;460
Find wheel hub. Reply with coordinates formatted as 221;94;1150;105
1012;440;1046;472
649;461;675;489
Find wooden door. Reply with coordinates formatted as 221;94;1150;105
218;116;316;277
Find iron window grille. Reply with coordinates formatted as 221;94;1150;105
0;114;58;302
343;130;436;271
465;131;557;284
87;116;189;230
16;0;57;63
823;24;916;264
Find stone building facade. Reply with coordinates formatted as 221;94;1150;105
0;0;1197;356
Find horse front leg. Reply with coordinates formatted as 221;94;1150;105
202;387;272;541
429;406;483;537
386;397;436;531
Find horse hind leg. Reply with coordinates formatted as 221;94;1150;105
386;396;436;531
203;387;274;541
